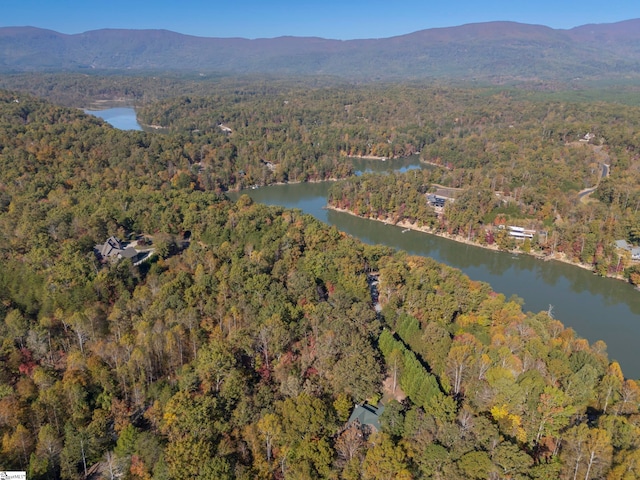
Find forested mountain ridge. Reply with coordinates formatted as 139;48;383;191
2;19;640;82
1;89;640;479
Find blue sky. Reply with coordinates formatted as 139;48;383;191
4;0;640;40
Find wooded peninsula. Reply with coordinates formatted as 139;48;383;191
1;75;640;479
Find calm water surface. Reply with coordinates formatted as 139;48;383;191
232;158;640;378
98;109;640;378
84;107;143;131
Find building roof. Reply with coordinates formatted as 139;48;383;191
99;236;123;257
615;239;631;250
94;236;139;262
348;404;385;431
120;247;139;259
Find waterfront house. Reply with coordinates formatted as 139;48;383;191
614;239;640;261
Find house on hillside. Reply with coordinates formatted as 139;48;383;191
94;236;139;263
347;403;385;433
427;194;446;208
260;159;276;171
615;239;640;261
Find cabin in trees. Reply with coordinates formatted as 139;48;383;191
427;186;459;209
426;194;447;208
580;132;596;142
260;159;277;171
615;239;640;261
347;403;384;433
94;236;144;264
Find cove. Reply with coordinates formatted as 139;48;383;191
84;107;143;131
232;159;640;379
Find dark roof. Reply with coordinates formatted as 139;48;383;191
120;247;139;259
348;404;384;431
94;236;138;261
99;236;123;257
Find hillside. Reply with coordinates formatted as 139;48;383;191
1;20;640;81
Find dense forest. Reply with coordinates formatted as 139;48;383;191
1;80;640;479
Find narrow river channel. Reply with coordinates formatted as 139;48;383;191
88;108;640;379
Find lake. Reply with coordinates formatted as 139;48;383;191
84;107;143;131
99;108;640;378
233;162;640;379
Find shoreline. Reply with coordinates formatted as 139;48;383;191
347;154;390;161
229;175;342;193
326;204;629;282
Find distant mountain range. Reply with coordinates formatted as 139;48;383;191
1;20;640;82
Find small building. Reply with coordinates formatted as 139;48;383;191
507;226;535;239
615;239;631;250
614;240;640;261
347;403;385;432
427;194;446;208
580;132;595;142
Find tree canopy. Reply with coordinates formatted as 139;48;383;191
0;80;638;479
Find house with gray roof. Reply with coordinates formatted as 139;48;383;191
94;236;139;262
615;239;631;250
614;239;640;261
